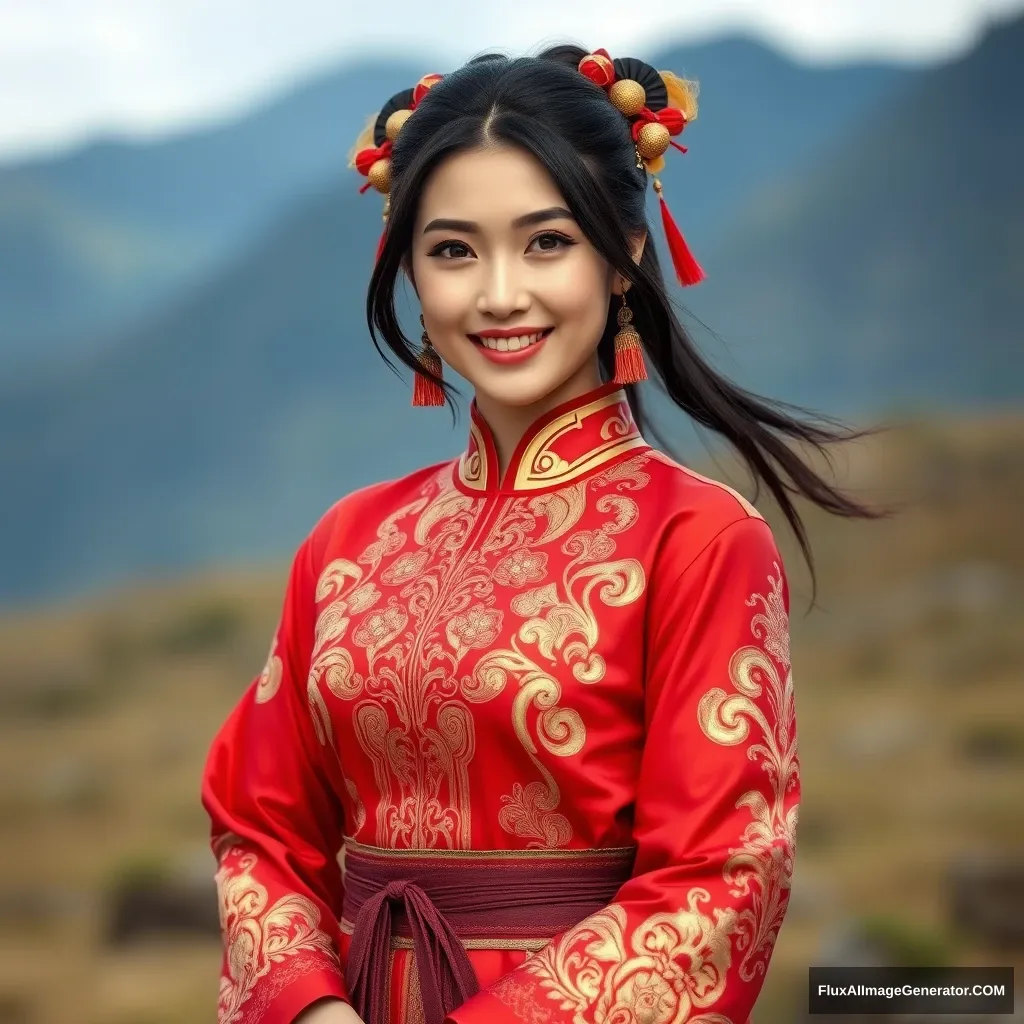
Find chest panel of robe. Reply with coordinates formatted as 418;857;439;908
305;455;660;850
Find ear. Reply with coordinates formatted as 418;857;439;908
630;230;648;266
610;232;648;295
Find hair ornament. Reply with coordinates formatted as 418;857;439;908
349;73;442;258
578;49;704;286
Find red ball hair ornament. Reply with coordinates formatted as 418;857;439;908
577;49;705;287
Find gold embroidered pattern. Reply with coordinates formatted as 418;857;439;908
492;975;555;1023
514;392;646;490
456;390;646;492
307;474;487;848
493;547;548;587
520;900;735;1024
518;562;797;1017
254;632;282;703
305;449;652;851
215;846;338;1023
401;949;427;1024
459;420;486;487
477;457;651;847
698;561;797;983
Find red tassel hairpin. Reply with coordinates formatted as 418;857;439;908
579;50;706;288
653;178;704;286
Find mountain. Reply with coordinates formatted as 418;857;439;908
0;59;423;366
11;25;1012;604
0;177;460;603
685;14;1024;410
0;40;911;369
650;37;912;242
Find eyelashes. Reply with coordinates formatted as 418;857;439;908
529;231;577;253
427;231;577;260
429;240;472;259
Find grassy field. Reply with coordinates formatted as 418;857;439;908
1;414;1022;1022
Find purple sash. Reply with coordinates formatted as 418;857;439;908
341;840;635;1024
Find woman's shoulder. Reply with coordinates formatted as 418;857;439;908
305;456;457;552
641;449;779;574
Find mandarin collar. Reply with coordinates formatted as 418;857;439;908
453;382;648;495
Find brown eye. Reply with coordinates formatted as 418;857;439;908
430;240;474;259
528;232;575;253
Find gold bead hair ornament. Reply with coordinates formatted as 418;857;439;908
349;73;442;261
349;73;446;406
578;48;705;287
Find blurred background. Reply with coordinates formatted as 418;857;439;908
1;1;1022;1021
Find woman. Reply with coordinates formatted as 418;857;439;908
202;45;881;1024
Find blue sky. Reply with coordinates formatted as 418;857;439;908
2;0;1022;159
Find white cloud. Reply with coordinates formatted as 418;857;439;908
0;0;1021;159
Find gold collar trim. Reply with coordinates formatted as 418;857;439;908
456;384;646;494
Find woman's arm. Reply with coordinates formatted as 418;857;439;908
447;514;801;1024
203;534;354;1024
295;999;364;1023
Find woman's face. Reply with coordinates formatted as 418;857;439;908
410;144;623;413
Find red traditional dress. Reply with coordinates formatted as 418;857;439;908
203;380;800;1024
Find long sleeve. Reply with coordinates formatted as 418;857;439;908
202;534;350;1024
449;514;800;1024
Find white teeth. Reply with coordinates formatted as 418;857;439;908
479;332;544;351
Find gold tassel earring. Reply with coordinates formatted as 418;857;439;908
412;315;445;406
613;293;648;384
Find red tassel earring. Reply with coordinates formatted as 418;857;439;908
412;315;445;406
653;177;704;287
613;294;648;385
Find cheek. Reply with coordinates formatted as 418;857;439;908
413;263;469;327
545;256;611;324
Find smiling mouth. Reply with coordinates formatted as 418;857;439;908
469;328;553;353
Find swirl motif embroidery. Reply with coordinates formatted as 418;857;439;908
254;632;282;703
511;563;798;1017
698;562;798;983
501;898;735;1024
478;473;649;847
215;845;337;1023
306;453;652;850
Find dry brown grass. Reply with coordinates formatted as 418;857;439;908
1;414;1022;1022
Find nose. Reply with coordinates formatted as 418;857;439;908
476;254;529;320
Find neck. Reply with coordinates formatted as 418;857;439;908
473;357;604;478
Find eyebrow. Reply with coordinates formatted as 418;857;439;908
421;206;575;234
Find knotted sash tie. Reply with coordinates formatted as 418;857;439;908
340;840;636;1024
346;878;477;1024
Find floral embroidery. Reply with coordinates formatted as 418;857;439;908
518;562;797;1017
306;455;651;850
521;900;735;1024
215;846;337;1023
446;603;504;651
699;562;798;983
493;547;549;587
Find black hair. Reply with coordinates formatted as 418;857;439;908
365;45;889;602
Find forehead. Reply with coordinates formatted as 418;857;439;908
416;145;566;224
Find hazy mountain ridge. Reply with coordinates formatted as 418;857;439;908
0;60;425;364
0;39;912;368
685;14;1024;409
5;22;1023;603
